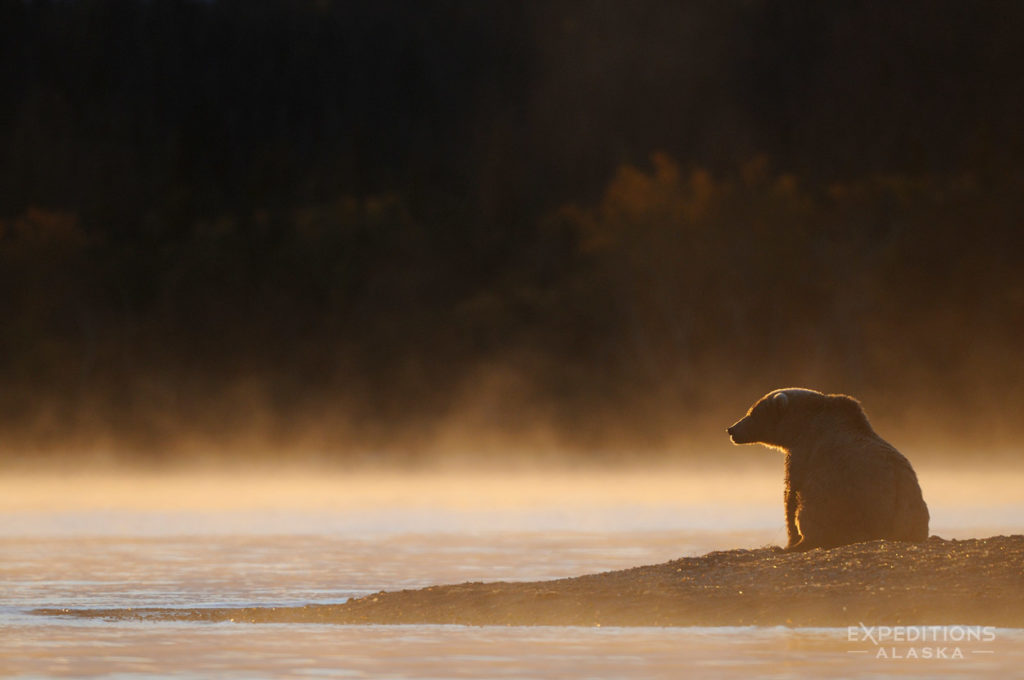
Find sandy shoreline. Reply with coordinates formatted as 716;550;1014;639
38;534;1024;627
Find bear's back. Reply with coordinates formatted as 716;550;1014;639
792;429;928;544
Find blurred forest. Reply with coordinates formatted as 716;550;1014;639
1;0;1023;462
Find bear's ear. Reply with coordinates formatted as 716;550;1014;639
772;391;788;412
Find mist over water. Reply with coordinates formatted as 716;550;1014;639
4;463;1023;533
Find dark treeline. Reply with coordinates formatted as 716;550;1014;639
1;1;1023;460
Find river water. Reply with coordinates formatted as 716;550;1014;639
2;467;1022;678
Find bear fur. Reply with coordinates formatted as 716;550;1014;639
727;388;929;551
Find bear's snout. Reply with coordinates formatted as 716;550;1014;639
727;419;752;444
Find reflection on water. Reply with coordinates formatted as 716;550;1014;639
5;531;757;612
2;467;1022;678
8;621;1024;679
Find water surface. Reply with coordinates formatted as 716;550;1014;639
2;468;1021;678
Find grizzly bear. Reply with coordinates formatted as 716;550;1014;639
727;388;929;551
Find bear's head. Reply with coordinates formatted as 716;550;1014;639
727;387;866;449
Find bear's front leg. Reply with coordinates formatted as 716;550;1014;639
784;485;801;549
782;537;815;552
